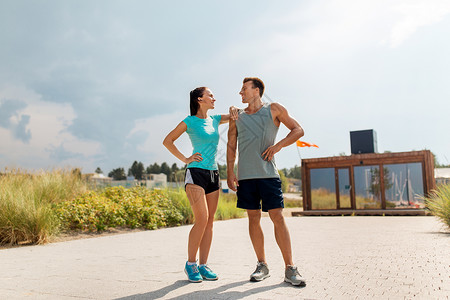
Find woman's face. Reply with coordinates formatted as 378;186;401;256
199;88;216;110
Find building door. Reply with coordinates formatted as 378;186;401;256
337;168;352;209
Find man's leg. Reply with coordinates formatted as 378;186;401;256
268;208;293;267
247;209;266;263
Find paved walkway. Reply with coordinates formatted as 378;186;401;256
0;216;449;299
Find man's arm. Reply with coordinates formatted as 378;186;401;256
262;103;304;161
227;119;239;191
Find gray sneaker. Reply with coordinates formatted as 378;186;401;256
250;262;270;282
285;266;306;286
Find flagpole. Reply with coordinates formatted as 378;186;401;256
296;144;302;166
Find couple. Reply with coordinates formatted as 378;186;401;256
163;77;306;286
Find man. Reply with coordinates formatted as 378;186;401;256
227;77;306;286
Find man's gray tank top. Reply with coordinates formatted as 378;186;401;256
236;102;280;180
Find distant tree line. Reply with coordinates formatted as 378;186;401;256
96;162;302;182
279;165;301;180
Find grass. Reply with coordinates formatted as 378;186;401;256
424;184;450;229
0;170;244;246
311;189;383;209
0;169;88;245
167;188;244;222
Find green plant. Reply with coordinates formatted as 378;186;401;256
54;186;184;232
0;169;88;245
215;193;244;220
425;184;450;229
167;188;244;222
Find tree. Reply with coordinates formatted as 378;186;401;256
218;164;227;179
288;165;301;180
174;169;186;183
278;170;289;193
369;167;393;198
146;163;161;174
160;162;171;178
128;161;145;180
95;167;103;174
108;168;126;180
72;168;82;179
169;163;180;181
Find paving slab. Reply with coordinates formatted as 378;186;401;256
0;216;449;299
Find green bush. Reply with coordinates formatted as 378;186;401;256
1;169;245;245
425;184;450;229
54;186;184;231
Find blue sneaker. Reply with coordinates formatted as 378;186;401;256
184;262;202;283
198;265;218;281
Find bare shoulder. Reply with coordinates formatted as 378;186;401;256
270;102;288;116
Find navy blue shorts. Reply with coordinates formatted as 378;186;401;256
185;168;220;194
236;178;284;212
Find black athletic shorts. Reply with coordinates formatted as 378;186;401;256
236;178;284;212
185;168;220;194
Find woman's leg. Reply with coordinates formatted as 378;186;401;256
186;184;208;262
199;189;219;265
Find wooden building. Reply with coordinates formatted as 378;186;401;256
300;150;435;215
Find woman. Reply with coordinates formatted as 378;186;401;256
163;87;237;283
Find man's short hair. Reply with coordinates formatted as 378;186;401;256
243;77;265;97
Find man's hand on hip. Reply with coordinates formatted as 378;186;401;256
262;144;282;161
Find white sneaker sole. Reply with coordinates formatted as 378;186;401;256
250;274;270;282
202;276;219;281
284;278;306;286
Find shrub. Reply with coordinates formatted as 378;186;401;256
54;186;184;232
215;193;244;220
425;184;450;229
0;169;88;245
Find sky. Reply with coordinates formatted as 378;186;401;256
1;0;449;174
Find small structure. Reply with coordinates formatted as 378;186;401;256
220;179;235;194
300;150;435;215
143;173;167;189
435;168;450;186
87;173;113;188
287;178;301;193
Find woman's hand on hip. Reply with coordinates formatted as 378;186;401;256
185;152;203;164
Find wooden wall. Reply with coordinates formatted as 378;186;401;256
301;150;435;211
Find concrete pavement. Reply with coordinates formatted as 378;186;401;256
0;216;449;299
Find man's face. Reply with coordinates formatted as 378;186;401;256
239;81;259;103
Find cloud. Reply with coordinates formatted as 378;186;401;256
0;99;31;143
47;143;84;162
0;85;102;170
389;0;450;47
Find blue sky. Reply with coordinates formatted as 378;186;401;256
1;0;449;174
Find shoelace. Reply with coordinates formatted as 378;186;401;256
202;265;213;273
190;265;199;274
255;263;265;273
288;266;301;276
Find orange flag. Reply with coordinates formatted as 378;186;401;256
296;140;319;148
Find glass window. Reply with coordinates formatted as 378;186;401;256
338;168;352;208
310;168;336;209
354;165;382;209
384;163;424;209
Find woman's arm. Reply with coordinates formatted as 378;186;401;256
163;121;202;164
220;106;240;124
